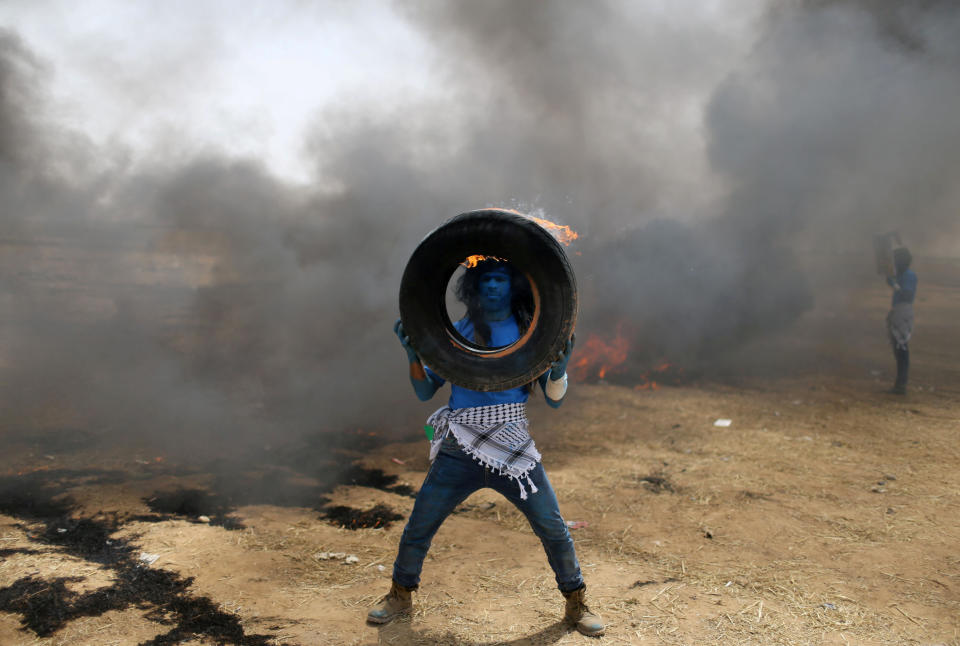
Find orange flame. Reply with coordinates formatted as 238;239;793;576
571;326;630;381
526;214;579;246
570;322;682;389
634;361;681;391
461;254;508;268
494;208;579;246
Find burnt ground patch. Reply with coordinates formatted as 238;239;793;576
322;503;405;530
0;576;80;636
0;428;417;641
0;467;137;520
0;566;277;645
138;437;417;531
142;464;412;531
0;478;74;519
0;475;294;645
39;514;134;563
334;465;417;498
0;548;44;558
144;487;246;530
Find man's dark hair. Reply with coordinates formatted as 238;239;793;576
893;247;912;274
455;259;534;346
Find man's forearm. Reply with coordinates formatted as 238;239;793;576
409;359;439;401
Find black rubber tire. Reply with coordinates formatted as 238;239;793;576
399;208;578;391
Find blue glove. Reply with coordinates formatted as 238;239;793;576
549;334;575;381
394;319;419;363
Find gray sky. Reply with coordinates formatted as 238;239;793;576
2;0;435;182
1;0;760;201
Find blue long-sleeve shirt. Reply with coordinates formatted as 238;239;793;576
890;268;918;306
424;316;530;409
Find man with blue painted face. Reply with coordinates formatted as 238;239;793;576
368;258;604;637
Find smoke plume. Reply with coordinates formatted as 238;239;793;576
1;1;958;456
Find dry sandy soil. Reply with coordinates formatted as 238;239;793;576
1;257;958;645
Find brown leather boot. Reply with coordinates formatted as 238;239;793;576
367;580;415;624
562;585;605;636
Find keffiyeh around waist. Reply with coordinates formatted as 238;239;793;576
427;403;542;499
887;302;914;350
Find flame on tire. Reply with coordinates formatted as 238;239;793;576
461;254;508;268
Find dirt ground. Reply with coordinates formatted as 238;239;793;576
1;256;958;645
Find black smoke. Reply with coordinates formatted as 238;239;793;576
0;27;442;452
1;0;958;456
707;0;960;251
391;2;957;378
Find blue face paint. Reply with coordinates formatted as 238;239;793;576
479;268;512;315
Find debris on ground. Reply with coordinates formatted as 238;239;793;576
315;552;360;564
139;552;160;565
566;521;589;530
636;474;675;493
390;457;406;465
713;419;732;427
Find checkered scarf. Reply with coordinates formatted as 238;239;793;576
427;403;542;500
887;302;914;350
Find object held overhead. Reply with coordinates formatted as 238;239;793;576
399;209;578;391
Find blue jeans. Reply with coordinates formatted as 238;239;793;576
392;436;584;592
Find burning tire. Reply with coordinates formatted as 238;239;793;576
399;208;577;391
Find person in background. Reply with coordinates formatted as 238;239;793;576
886;247;917;395
368;258;603;637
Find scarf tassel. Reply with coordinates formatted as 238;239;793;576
527;474;539;495
465;447;537;501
